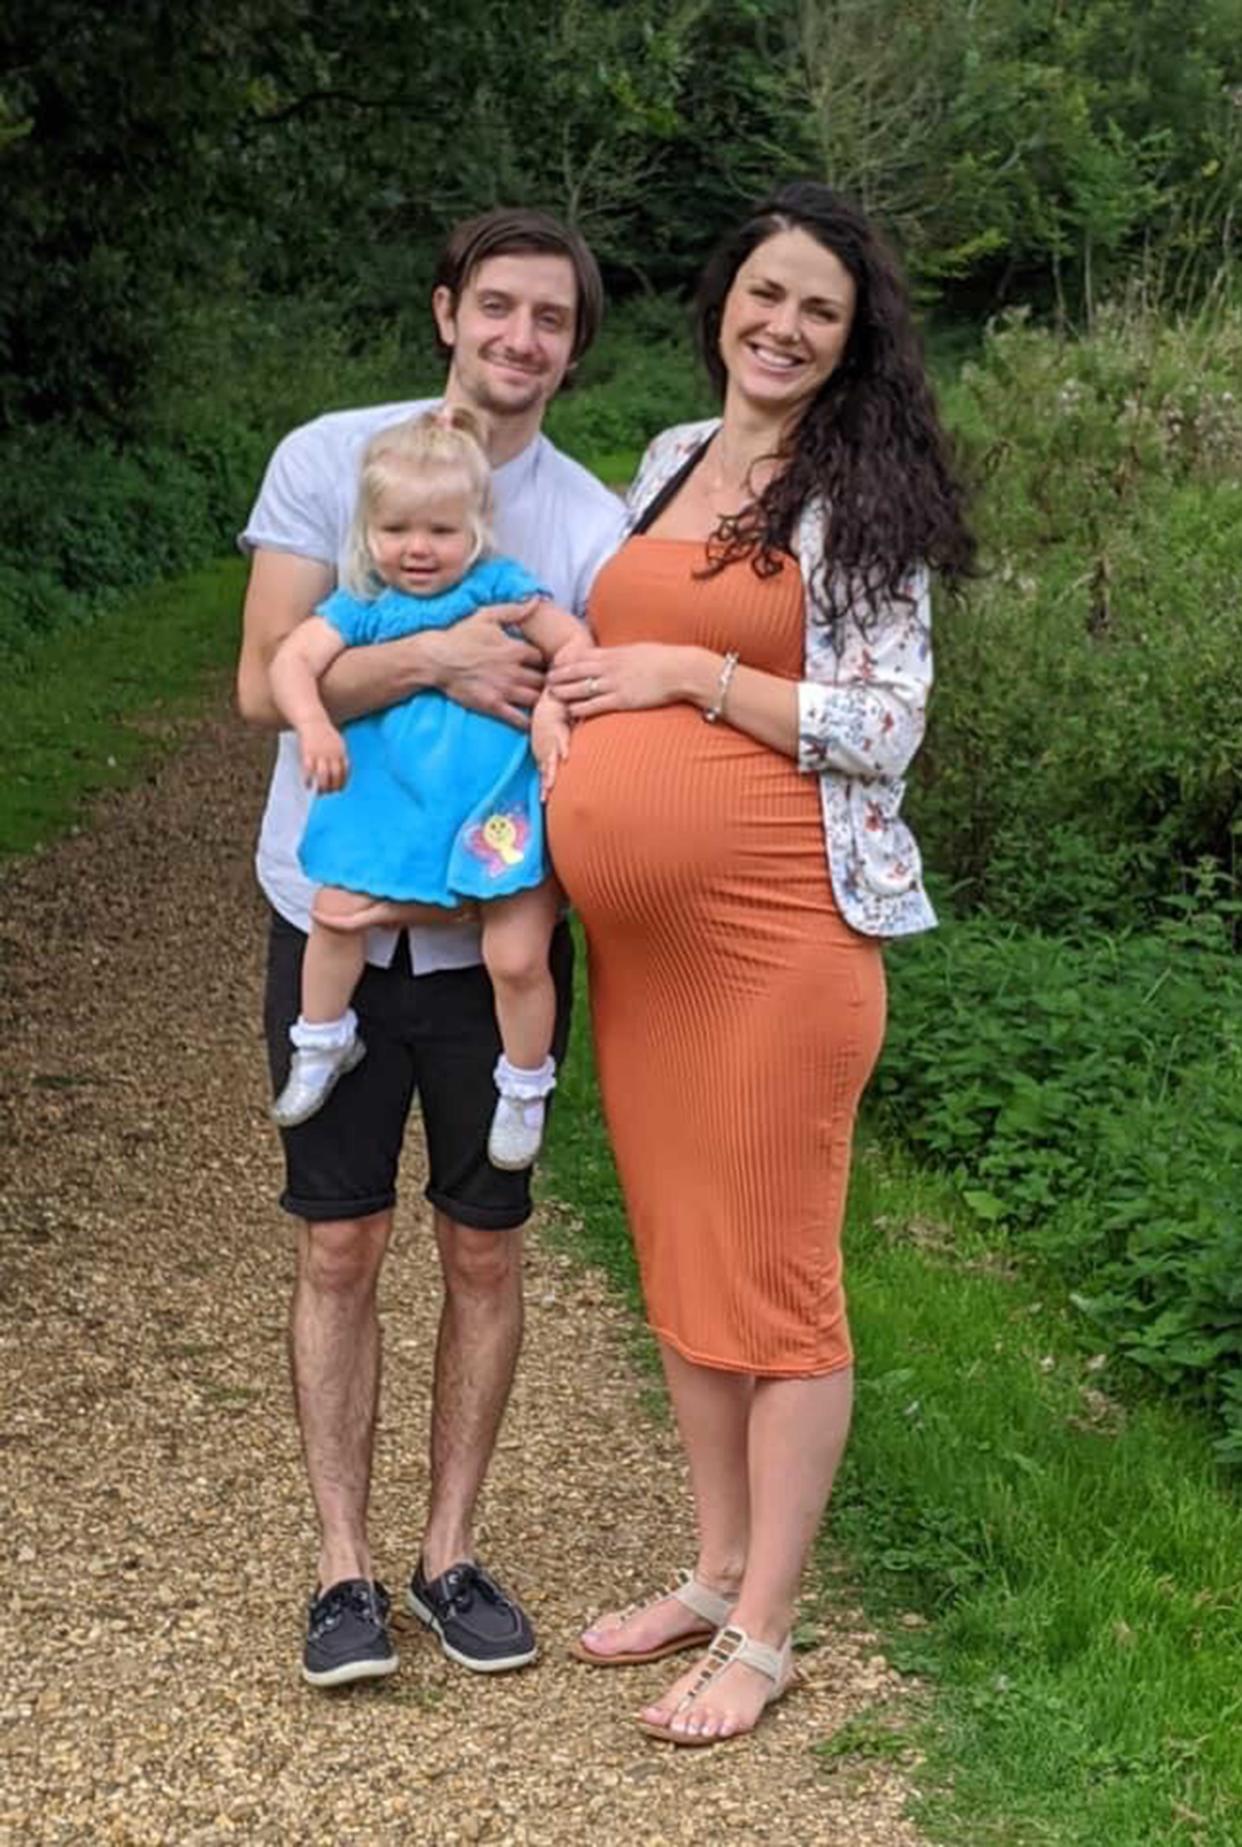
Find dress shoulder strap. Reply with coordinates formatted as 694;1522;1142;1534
629;437;713;536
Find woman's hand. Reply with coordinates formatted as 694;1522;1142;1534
547;644;713;719
299;717;349;792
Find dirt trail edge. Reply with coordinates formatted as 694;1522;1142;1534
0;695;923;1846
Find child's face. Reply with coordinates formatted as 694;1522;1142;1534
368;484;476;596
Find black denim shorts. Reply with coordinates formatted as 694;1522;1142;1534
263;910;574;1230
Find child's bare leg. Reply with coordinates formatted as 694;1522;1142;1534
481;881;561;1067
481;880;562;1171
270;888;371;1130
303;889;373;1020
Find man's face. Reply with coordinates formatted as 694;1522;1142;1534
433;252;579;422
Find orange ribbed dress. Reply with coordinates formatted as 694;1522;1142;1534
547;537;887;1376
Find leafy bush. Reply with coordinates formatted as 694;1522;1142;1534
545;294;711;481
920;303;1242;930
872;915;1242;1458
0;294;431;669
0;294;702;666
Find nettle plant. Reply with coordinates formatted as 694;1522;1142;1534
872;918;1242;1460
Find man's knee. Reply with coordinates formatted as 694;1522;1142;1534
297;1212;392;1298
437;1218;522;1300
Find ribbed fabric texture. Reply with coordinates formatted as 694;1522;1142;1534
548;539;887;1376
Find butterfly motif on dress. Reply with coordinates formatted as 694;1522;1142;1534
462;809;531;877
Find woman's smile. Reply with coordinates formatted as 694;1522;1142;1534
718;228;856;412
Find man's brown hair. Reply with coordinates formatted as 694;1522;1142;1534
432;207;604;367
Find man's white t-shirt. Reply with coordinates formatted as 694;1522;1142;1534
240;398;625;974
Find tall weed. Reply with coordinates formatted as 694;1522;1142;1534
923;303;1242;928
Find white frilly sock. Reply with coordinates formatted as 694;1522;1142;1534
493;1053;557;1102
290;1009;358;1055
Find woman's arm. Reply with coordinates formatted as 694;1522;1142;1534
547;643;800;756
547;577;930;780
795;569;931;781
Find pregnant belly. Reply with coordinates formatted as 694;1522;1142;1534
546;706;826;925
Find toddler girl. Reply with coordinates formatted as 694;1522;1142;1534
267;407;579;1170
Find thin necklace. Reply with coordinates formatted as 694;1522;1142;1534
701;431;780;500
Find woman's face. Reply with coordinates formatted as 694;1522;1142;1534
717;228;856;417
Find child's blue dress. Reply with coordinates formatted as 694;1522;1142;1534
299;556;550;906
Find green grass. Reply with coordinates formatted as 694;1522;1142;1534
540;952;1242;1846
1;558;245;858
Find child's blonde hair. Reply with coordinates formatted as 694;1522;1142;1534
343;405;493;597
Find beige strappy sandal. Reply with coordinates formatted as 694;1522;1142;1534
569;1570;735;1667
636;1623;796;1745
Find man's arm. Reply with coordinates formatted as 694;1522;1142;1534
236;550;548;731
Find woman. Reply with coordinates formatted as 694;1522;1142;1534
545;180;973;1746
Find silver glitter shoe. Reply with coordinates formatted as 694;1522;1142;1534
486;1094;547;1171
271;1036;366;1129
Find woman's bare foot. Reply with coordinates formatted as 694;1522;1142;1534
575;1572;738;1664
637;1635;796;1743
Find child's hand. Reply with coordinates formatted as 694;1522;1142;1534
531;692;572;799
300;719;348;792
551;625;593;668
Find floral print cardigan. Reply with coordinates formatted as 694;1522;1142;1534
625;418;937;939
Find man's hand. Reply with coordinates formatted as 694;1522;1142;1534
532;691;572;798
430;599;547;728
299;718;349;792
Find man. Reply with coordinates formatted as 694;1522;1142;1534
236;209;624;1688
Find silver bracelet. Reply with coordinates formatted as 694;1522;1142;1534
703;650;740;724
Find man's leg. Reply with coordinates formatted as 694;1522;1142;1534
265;909;418;1685
405;1210;536;1671
404;921;573;1670
290;1209;393;1589
421;1212;525;1578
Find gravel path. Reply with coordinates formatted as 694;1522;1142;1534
0;693;923;1845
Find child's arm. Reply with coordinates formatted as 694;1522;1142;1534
531;687;573;798
522;604;591;796
521;599;592;665
269;615;351;791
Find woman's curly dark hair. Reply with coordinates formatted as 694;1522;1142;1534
695;180;975;623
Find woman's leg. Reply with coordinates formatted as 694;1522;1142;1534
640;1364;853;1740
480;881;560;1068
579;1341;750;1658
